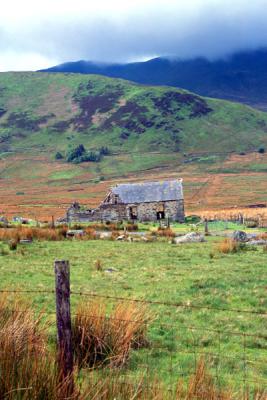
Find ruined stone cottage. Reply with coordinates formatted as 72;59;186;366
65;179;184;223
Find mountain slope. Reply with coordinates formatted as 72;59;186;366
1;71;267;157
0;71;267;220
41;49;267;111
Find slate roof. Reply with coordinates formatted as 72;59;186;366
112;179;183;204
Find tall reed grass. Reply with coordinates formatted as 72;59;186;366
72;300;150;368
0;294;78;400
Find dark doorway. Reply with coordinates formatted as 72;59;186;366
129;206;138;220
157;211;165;220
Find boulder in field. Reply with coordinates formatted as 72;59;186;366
173;232;205;244
246;239;267;246
232;231;248;242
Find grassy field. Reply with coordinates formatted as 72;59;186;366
0;232;266;393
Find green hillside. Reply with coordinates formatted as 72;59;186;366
0;71;267;158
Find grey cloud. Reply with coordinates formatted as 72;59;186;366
1;0;267;70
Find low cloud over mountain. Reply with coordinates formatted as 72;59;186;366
1;0;267;71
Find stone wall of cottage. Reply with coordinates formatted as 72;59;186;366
133;200;184;222
66;199;184;223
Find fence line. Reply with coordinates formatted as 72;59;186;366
3;306;267;346
0;288;266;317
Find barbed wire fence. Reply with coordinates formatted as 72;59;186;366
0;260;266;398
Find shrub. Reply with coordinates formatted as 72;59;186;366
72;300;150;368
258;147;265;154
66;144;103;163
185;215;201;224
99;146;110;156
66;144;86;162
55;151;64;160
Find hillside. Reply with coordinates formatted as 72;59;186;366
41;48;267;111
0;71;267;219
1;71;267;155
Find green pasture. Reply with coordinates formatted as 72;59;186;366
0;235;266;391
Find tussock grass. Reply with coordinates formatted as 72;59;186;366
156;227;176;238
0;226;67;242
72;300;151;368
94;259;103;271
84;226;98;239
0;294;79;400
215;239;243;254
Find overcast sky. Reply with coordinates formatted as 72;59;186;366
1;0;267;71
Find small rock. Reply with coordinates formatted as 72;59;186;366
99;232;111;239
66;229;85;238
105;268;117;273
232;231;248;242
116;235;125;241
141;236;148;242
19;239;32;244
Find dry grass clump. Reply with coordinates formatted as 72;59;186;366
183;358;232;400
110;230;121;240
157;227;175;238
0;226;68;242
0;294;79;400
89;222;123;231
80;358;239;400
84;226;98;240
125;222;139;231
215;239;243;254
256;232;267;240
8;238;18;250
72;300;150;369
94;259;103;271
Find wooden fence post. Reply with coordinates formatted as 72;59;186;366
204;218;209;235
54;260;74;389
